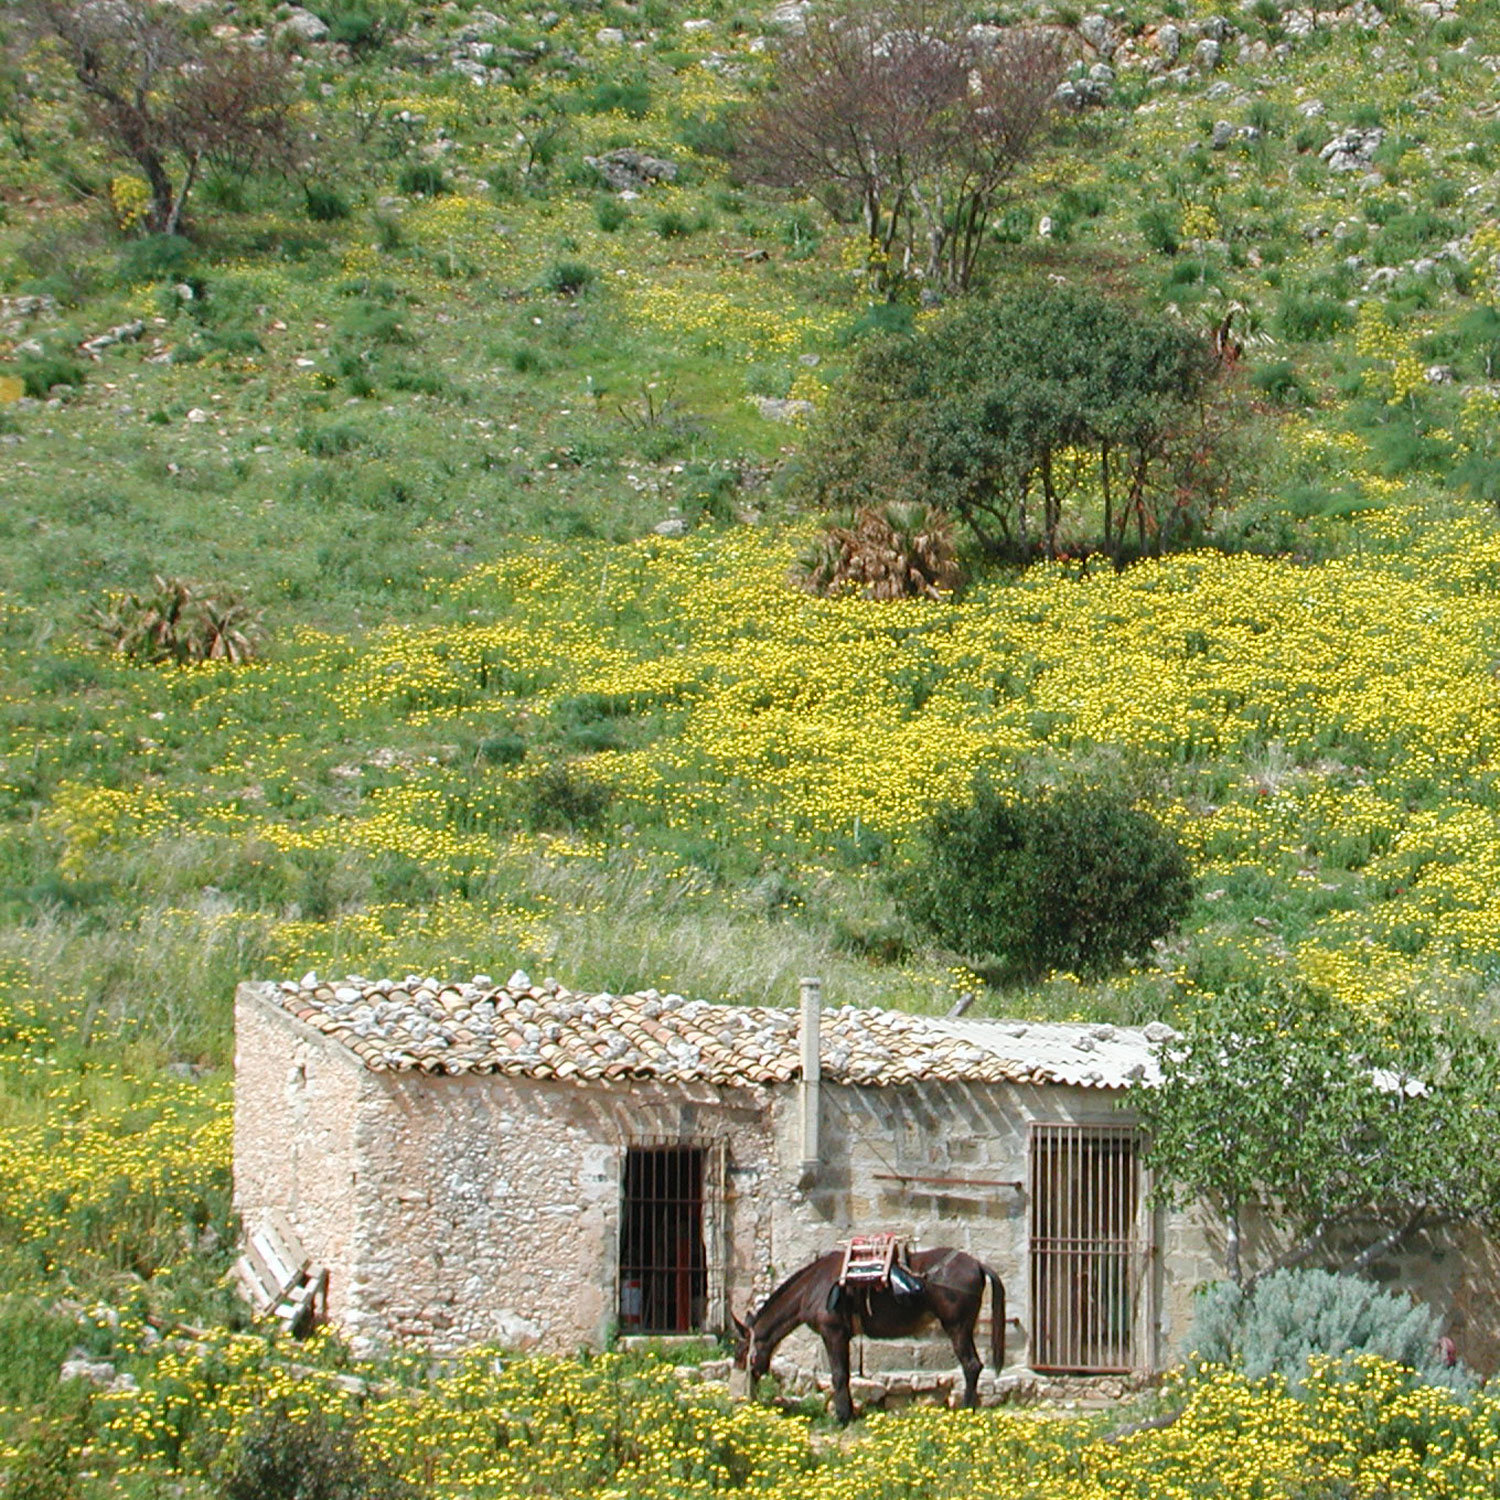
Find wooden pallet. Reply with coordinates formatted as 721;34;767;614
838;1234;901;1287
234;1209;327;1336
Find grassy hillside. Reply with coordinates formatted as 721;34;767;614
5;0;1500;1057
5;0;1500;1482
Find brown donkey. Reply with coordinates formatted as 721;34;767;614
731;1247;1006;1423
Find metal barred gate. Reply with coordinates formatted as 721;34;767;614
617;1140;726;1335
1029;1124;1147;1373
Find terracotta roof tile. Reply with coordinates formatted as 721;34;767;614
255;973;1169;1090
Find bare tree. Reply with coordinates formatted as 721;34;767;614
19;0;299;235
742;0;1067;294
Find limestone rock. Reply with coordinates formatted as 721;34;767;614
281;7;330;41
754;396;814;422
1078;13;1115;56
1320;125;1384;172
586;149;678;191
60;1358;116;1386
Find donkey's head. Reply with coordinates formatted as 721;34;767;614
730;1310;772;1379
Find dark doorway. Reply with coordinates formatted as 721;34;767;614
619;1145;707;1333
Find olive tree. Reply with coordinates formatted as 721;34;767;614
742;0;1067;294
803;285;1236;566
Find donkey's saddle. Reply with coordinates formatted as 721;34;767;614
832;1235;924;1308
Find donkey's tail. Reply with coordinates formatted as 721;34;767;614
984;1265;1006;1376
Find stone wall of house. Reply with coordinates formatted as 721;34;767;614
753;1078;1219;1378
233;985;367;1326
341;1071;777;1356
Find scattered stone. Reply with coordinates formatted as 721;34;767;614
585;149;678;191
1320;125;1384;172
653;517;691;537
755;396;814;423
1056;76;1110;108
1194;37;1221;69
280;7;330;41
1078;13;1115;57
595;26;625;44
1155;22;1181;60
682;17;713;30
1211;120;1234;149
60;1358;116;1387
80;320;145;358
1426;365;1456;384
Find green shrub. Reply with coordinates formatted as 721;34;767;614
114;233;194;286
310;2;407;55
476;733;527;765
396;162;447;197
543;259;595;295
16;351;86;400
579;77;652;118
200;171;249;212
1251;360;1310;406
594;195;630;232
523;763;612;830
1138;205;1181;256
894;781;1193;980
220;1400;409;1500
305;183;352;221
0;1298;92;1406
654;208;693;239
1187;1269;1464;1389
297;423;368;457
1276;294;1351;342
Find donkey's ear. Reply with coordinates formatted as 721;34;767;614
731;1311;749;1337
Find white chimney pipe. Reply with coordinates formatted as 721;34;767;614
799;976;822;1178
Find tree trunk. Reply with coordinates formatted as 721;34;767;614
1225;1203;1242;1286
138;145;176;234
1342;1208;1427;1277
1100;439;1114;563
165;151;200;236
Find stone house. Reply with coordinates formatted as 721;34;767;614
233;972;1497;1380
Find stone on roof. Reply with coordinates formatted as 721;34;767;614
251;974;1164;1090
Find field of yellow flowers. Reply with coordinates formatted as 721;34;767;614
5;1338;1500;1500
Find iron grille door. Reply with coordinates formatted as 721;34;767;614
619;1146;707;1334
1029;1123;1145;1373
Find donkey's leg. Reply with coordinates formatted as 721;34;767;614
822;1324;856;1424
946;1321;984;1409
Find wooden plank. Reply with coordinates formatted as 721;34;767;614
241;1236;283;1306
233;1255;267;1308
250;1227;298;1291
266;1208;310;1268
